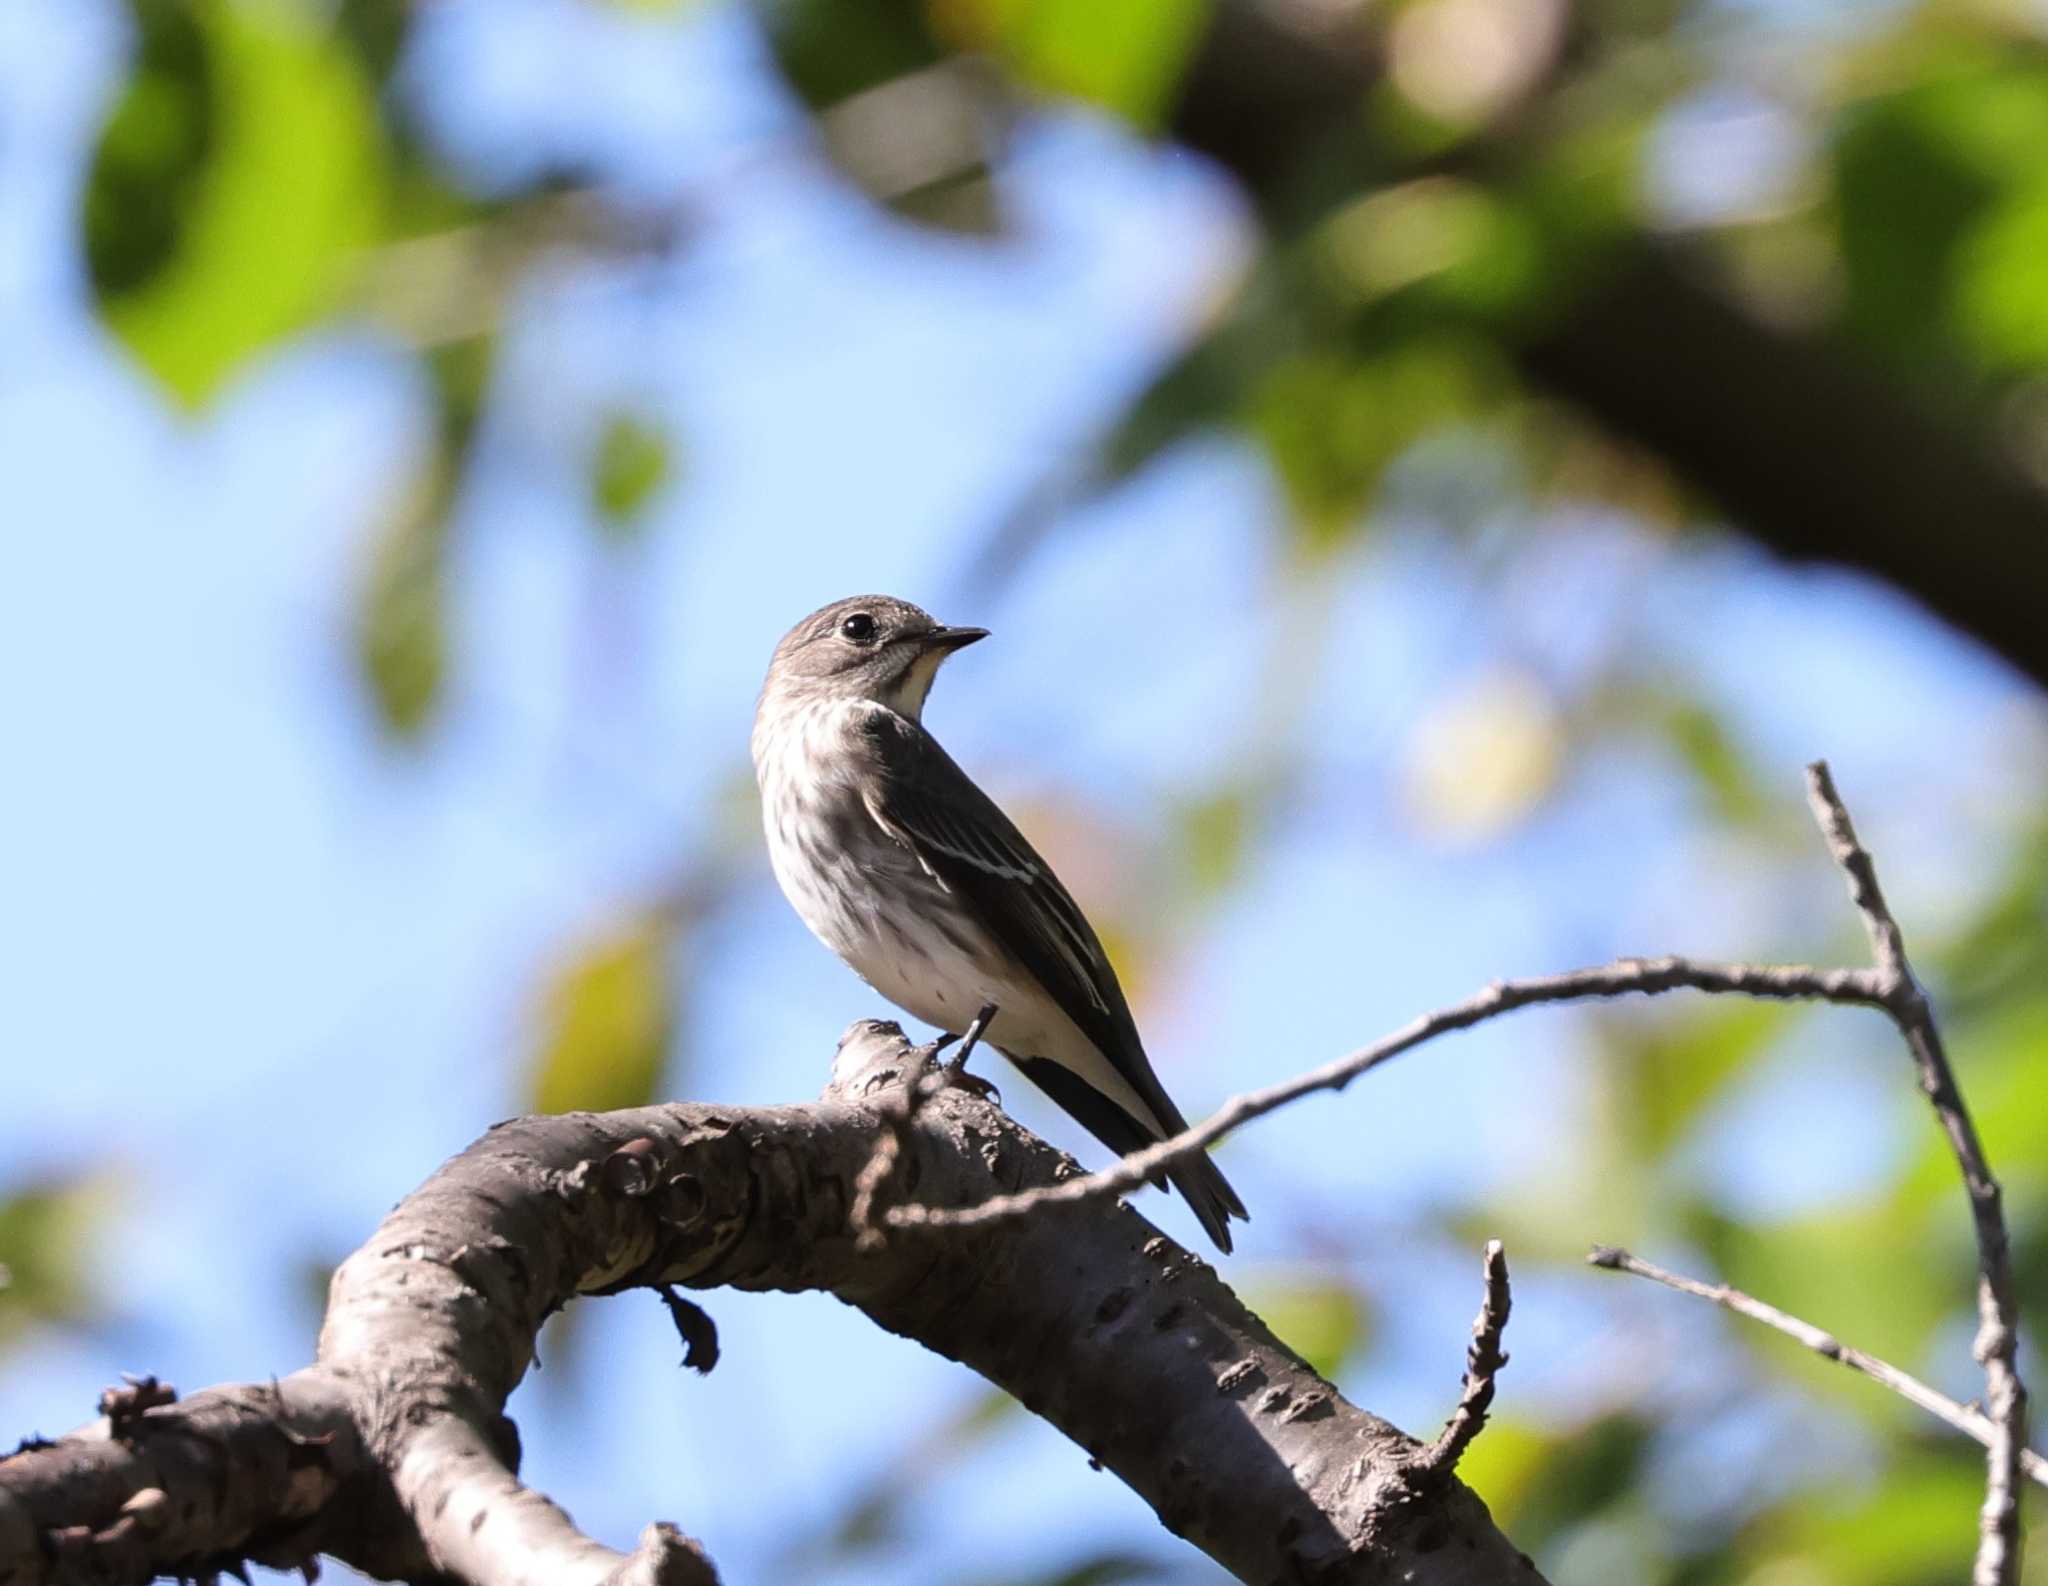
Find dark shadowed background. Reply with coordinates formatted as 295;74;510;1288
2;1;2046;1582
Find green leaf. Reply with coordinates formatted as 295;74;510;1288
960;0;1211;128
529;916;676;1114
1494;1412;1654;1549
1605;1000;1793;1156
1954;179;2048;370
353;453;452;742
1897;998;2048;1205
1095;268;1304;482
1445;1418;1559;1531
966;1555;1167;1586
783;1386;1024;1564
1933;826;2048;1014
1661;700;1769;829
86;0;386;406
1174;786;1252;902
763;0;942;109
1240;1274;1371;1377
1685;1203;1954;1391
1758;1450;1993;1586
0;1178;111;1348
589;410;676;541
333;0;413;84
83;0;216;305
762;0;1000;231
1833;53;2048;373
1319;178;1546;322
1248;338;1491;550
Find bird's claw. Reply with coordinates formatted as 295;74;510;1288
937;1065;1001;1104
909;1002;1001;1101
907;1032;962;1068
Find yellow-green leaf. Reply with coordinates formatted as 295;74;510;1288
1686;1202;1955;1393
1175;787;1251;901
1240;1274;1371;1377
353;453;451;742
1759;1451;1994;1586
1399;668;1564;842
1607;1000;1794;1155
0;1177;114;1349
529;916;676;1114
590;410;676;540
87;0;385;406
958;0;1212;129
1248;338;1492;550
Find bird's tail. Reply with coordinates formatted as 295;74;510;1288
1167;1149;1249;1256
1141;1077;1248;1255
1014;1056;1249;1254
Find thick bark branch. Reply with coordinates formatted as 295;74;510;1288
0;1380;361;1586
0;1024;1543;1586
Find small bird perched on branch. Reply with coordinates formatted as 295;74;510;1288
752;595;1248;1251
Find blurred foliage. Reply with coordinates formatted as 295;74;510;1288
0;1179;110;1350
933;0;1211;129
1398;666;1564;841
354;452;452;742
85;0;384;405
529;915;677;1115
1607;1001;1793;1158
780;1385;1024;1566
961;1555;1175;1586
1237;1273;1372;1378
1476;1412;1657;1555
764;0;1004;230
589;409;678;541
1834;46;2048;380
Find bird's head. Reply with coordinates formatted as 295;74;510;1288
761;595;988;721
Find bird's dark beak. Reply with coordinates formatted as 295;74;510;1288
925;625;989;652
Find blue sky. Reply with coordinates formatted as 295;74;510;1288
3;2;2043;1583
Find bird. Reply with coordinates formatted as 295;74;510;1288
751;594;1248;1252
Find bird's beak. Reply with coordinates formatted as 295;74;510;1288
925;625;989;652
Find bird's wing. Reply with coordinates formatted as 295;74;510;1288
855;709;1175;1124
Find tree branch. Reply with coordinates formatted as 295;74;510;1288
1802;763;2029;1586
895;760;2028;1581
890;956;1886;1233
0;1378;363;1586
1587;1246;2048;1491
1412;1241;1513;1481
0;1023;1544;1586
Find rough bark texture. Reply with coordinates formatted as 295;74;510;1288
0;1022;1545;1586
1169;0;2048;692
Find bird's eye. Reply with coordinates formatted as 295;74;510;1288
839;612;877;643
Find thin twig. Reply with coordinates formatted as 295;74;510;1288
888;955;1887;1234
890;760;2026;1581
1588;1246;2048;1491
1804;762;2028;1586
851;1004;1002;1249
1413;1241;1512;1480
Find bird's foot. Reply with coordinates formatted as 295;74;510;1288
907;1031;961;1068
919;1002;1002;1102
938;1066;1001;1103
